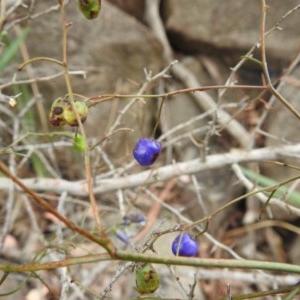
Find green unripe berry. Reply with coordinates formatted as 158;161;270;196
63;101;88;127
73;133;86;152
78;0;101;20
135;263;160;295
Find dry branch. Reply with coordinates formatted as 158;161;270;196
1;144;300;196
145;0;252;149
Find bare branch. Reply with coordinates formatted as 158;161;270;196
1;144;300;196
145;0;252;149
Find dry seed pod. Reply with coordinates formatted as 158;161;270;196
49;96;88;127
78;0;101;19
63;101;88;126
48;97;67;127
135;263;160;295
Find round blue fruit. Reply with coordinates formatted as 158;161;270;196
133;138;162;166
172;233;199;257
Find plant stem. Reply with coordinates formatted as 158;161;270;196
219;285;300;300
18;57;64;71
0;0;6;31
0;160;114;255
88;85;269;104
59;2;114;252
151;97;165;138
260;0;300;120
1;250;300;275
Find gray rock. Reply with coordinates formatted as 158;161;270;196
163;0;300;69
20;1;164;157
107;0;145;21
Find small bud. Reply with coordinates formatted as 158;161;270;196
135;263;160;295
78;0;101;20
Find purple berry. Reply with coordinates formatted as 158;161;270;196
115;229;130;244
122;213;147;225
172;233;198;257
133;138;162;166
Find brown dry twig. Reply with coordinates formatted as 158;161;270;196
0;160;116;256
132;178;177;243
2;143;300;196
145;0;253;149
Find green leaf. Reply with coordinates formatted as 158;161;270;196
240;166;300;208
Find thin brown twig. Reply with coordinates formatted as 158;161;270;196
145;0;253;149
59;2;107;239
18;57;64;70
132;178;177;243
225;219;300;240
260;0;300;120
0;70;86;90
14;25;49;133
0;160;116;256
88;84;269;104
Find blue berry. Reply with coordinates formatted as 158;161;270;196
172;233;198;257
133;138;162;166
